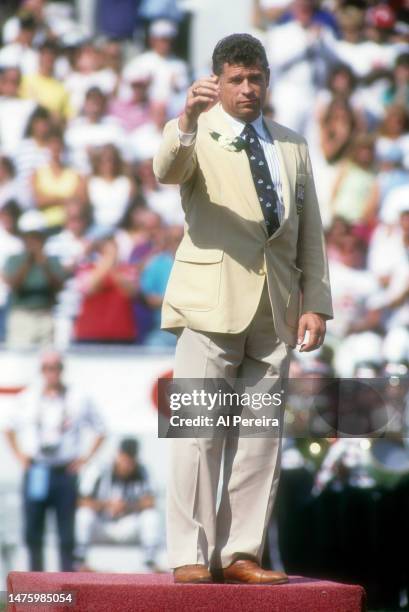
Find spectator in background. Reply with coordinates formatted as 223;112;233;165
73;236;138;344
2;0;47;47
375;103;409;168
326;233;382;376
383;52;409;109
366;200;409;363
367;187;408;289
0;67;36;158
336;4;364;47
316;63;357;115
122;19;189;119
0;201;23;341
319;98;357;164
115;197;157;263
99;38;123;78
364;144;409;225
330;135;376;227
0;13;39;75
65;86;126;172
75;437;161;572
265;0;338;134
325;216;352;263
140;224;182;346
364;4;397;48
314;64;370;130
46;201;93;272
4;348;106;571
115;202;163;343
20;40;73;120
45;202;94;348
14;106;52;209
65;44;119;115
0;156;21;208
87;144;136;231
332;4;399;80
108;68;155;132
32;128;87;230
306;64;365;225
2;210;66;348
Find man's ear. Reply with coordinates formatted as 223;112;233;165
265;68;270;86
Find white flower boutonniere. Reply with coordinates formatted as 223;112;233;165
209;130;247;152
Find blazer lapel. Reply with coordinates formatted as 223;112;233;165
204;104;268;236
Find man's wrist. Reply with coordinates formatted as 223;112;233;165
178;127;197;147
178;113;198;135
303;311;330;320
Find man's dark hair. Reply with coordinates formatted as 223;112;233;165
212;33;269;76
119;437;139;459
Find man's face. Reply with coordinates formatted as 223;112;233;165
115;452;136;478
218;62;270;122
150;36;172;57
41;357;63;387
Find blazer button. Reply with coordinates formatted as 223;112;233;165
258;268;265;275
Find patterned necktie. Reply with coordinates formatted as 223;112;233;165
241;123;280;236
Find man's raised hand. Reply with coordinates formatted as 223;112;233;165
179;75;219;133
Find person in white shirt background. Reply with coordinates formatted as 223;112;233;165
122;19;189;120
4;348;106;572
0;67;36;159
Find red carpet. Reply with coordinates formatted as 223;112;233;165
7;572;366;612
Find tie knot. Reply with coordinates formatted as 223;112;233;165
241;123;257;140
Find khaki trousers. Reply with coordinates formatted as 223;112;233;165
167;279;291;569
6;307;54;348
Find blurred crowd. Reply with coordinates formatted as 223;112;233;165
0;0;407;376
0;0;187;350
252;0;409;379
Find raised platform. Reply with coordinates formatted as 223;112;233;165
7;572;366;612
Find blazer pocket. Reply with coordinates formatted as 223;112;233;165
166;248;224;311
174;248;223;263
285;266;302;328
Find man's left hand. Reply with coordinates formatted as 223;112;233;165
297;312;327;352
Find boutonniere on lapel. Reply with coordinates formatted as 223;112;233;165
296;182;305;215
209;130;247;152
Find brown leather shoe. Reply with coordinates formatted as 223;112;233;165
173;564;212;584
221;559;289;584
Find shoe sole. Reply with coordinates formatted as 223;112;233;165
223;578;289;585
174;578;213;584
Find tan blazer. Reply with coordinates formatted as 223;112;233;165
153;103;333;347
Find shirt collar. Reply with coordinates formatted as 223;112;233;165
220;105;267;140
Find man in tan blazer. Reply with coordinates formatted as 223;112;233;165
153;33;333;585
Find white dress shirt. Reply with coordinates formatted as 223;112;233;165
178;107;285;224
8;385;105;466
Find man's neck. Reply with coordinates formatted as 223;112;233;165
43;383;64;397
